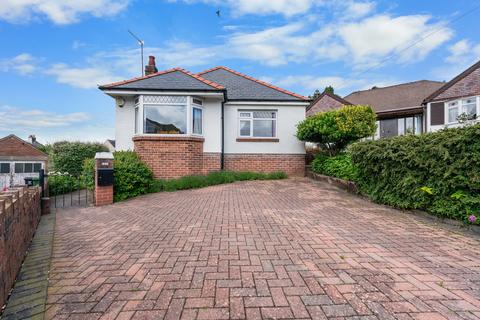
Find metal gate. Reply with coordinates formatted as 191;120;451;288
40;170;93;208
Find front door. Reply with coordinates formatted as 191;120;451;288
380;119;398;138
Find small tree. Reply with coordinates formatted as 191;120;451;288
324;85;334;95
296;105;377;155
310;89;321;100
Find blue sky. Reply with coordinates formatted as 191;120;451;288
1;0;479;143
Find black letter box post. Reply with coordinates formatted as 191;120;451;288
97;168;114;186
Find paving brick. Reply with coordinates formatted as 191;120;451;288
39;179;480;320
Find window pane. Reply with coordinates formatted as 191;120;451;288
397;118;405;135
415;115;423;134
253;111;276;119
144;105;186;134
253;120;276;137
15;163;24;173
448;107;459;123
193;108;202;135
134;108;139;133
463;99;477;118
0;163;10;174
405;117;414;134
240;120;251;136
34;163;42;172
24;163;33;173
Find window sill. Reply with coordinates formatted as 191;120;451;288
236;138;279;142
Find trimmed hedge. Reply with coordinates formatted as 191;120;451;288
50;141;107;176
350;124;480;222
152;171;287;192
311;153;358;181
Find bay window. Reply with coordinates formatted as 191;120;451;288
136;95;204;135
239;110;277;138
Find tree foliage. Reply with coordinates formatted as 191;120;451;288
323;85;334;94
296;105;377;155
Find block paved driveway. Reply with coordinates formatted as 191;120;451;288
45;178;480;320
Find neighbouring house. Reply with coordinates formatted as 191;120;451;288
424;60;480;132
104;139;116;152
0;134;48;189
306;91;352;116
344;80;444;139
99;56;309;179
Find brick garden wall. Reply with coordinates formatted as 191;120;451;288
225;153;305;176
0;186;41;308
134;136;205;179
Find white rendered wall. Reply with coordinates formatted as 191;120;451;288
115;98;136;151
202;98;222;153
224;103;306;154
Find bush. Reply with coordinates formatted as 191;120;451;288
350;124;480;222
112;152;155;202
50;141;107;176
311;153;358;181
297;105;377;155
48;174;81;196
153;171;288;192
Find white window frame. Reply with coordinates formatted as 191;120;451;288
446;96;479;124
238;110;278;138
191;104;204;136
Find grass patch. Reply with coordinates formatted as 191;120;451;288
151;171;287;192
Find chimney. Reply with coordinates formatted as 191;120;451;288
145;56;158;76
28;134;36;144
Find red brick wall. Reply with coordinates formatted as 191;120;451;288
433;65;480;101
307;94;345;117
95;158;114;206
0;186;41;308
203;153;221;174
134;136;206;179
225;153;305;176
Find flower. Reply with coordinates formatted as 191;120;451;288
468;215;477;223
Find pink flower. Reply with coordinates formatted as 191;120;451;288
468;215;477;223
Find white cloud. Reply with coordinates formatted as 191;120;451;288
433;39;480;80
344;1;375;18
0;53;38;75
44;63;120;89
169;0;319;16
0;0;130;24
0;105;89;129
338;14;453;68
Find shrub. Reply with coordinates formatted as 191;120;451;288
49;141;107;176
48;174;81;196
311;153;358;181
350;124;480;222
297;105;377;155
112;151;155;202
154;171;288;192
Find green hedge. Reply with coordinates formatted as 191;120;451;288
350;124;480;222
153;171;287;192
50;141;107;176
311;153;358;181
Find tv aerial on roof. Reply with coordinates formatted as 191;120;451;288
128;30;145;77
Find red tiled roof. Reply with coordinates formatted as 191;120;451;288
197;66;309;101
100;67;225;90
0;135;48;159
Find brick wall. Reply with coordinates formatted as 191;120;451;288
433;65;480;101
0;186;41;308
134;136;206;179
202;153;221;174
225;153;305;176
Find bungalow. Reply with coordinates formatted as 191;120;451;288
343;80;444;139
99;56;309;179
424;60;480;132
0;134;48;189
